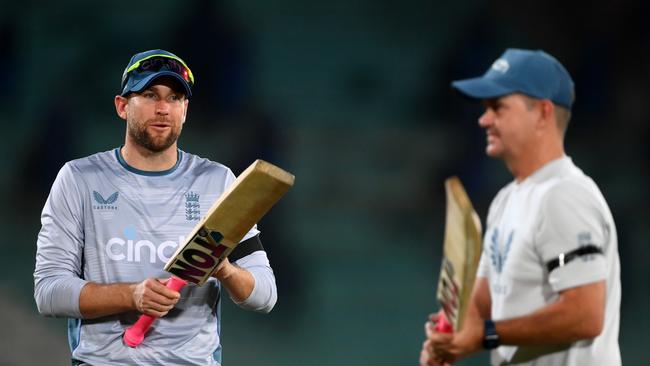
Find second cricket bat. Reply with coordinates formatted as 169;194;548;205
435;176;482;332
124;159;295;347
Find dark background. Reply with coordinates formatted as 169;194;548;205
1;1;648;365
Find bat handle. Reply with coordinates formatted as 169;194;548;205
434;310;453;333
123;276;188;347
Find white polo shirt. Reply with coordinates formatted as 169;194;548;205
477;155;621;366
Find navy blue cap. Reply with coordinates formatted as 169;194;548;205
120;49;193;97
451;49;574;109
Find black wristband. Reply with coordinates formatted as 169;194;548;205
482;320;500;349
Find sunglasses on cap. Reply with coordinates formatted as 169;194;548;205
122;54;195;88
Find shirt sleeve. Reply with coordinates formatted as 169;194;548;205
34;163;88;317
232;251;277;313
534;181;607;292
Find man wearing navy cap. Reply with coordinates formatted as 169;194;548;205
34;49;278;365
420;49;621;365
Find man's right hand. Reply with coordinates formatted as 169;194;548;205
131;278;181;317
420;312;455;366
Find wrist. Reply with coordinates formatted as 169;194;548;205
482;319;500;350
127;283;138;310
214;260;236;280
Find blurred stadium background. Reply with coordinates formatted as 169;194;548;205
1;0;648;365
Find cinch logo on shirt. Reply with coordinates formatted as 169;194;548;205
93;191;119;210
105;236;183;264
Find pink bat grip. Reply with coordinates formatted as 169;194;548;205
434;310;453;333
123;276;188;347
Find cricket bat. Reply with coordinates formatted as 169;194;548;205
123;159;295;347
435;176;482;333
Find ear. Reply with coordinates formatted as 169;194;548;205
114;95;128;120
537;99;555;129
182;99;189;124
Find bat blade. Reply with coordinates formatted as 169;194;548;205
164;159;295;285
436;176;482;332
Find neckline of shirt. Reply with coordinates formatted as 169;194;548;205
513;155;571;190
114;147;184;176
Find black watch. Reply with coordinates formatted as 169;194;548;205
482;320;500;349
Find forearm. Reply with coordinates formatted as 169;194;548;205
79;282;136;319
424;280;604;364
214;252;277;313
473;277;491;320
215;264;255;302
496;281;605;345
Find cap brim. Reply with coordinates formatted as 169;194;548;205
122;71;192;97
451;77;515;100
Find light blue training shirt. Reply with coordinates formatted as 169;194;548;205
34;148;277;365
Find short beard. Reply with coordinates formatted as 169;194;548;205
128;120;181;153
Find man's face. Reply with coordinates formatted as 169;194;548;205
116;78;189;153
478;93;540;160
